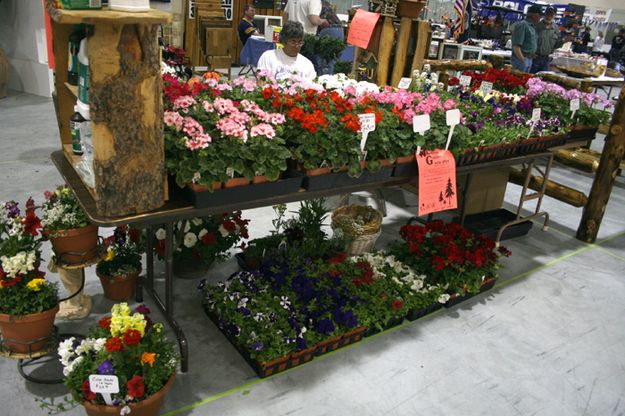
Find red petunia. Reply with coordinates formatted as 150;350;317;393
82;379;96;401
127;375;145;398
391;299;404;311
99;317;111;329
123;329;142;346
105;337;122;353
222;220;236;233
155;240;166;258
327;252;347;265
201;231;216;246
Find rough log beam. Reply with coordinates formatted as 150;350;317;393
422;59;492;72
509;168;588;207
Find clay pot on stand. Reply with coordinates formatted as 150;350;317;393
96;268;141;301
0;304;60;354
46;224;99;265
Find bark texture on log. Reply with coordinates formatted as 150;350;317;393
390;17;413;87
410;21;430;73
577;85;625;243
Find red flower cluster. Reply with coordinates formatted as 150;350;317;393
82;380;96;401
21;197;41;236
123;329;142;346
162;74;209;104
462;68;533;93
351;261;374;287
127;375;145;398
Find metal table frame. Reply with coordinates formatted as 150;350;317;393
50;148;564;372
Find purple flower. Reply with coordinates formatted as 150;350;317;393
227;323;241;337
236;306;251;316
5;201;19;218
97;360;115;375
135;304;151;315
295;337;307;350
252;341;263;352
315;318;335;336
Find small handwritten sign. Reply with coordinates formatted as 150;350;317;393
346;9;380;49
398;77;412;89
480;81;493;95
459;75;472;87
358;113;376;152
570;98;580;119
417;150;458;216
89;375;119;405
413;114;430;135
445;109;461;151
531;108;541;122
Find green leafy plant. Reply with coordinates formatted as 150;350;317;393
300;33;346;63
96;225;143;277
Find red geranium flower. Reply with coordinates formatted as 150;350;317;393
99;317;111;329
105;337;122;353
123;329;142;346
222;220;236;233
201;231;216;246
327;252;347;265
391;299;404;311
127;375;145;398
82;379;96;401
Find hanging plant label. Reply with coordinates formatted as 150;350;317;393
413;114;431;135
480;81;493;95
397;77;412;89
531;108;541;122
89;375;119;405
459;75;471;87
226;167;235;178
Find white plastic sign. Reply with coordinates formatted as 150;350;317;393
531;108;541;122
89;375;119;405
397;77;412;89
413;114;431;135
445;109;461;151
480;81;493;95
358;113;376;152
226;167;235;178
570;98;580;120
459;75;471;87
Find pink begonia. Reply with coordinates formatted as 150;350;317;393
213;98;238;115
173;95;197;111
268;112;286;125
164;111;183;131
202;100;214;113
183;116;204;138
230;111;251;124
241;99;260;113
185;133;211;150
250;123;276;139
402;108;416;125
343;84;357;97
216;116;248;141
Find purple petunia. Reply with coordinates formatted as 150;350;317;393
252;341;263;352
97;360;115;375
5;201;19;218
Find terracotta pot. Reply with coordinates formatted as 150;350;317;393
306;167;331;176
83;373;175;416
379;159;394;167
359;160;368;169
172;258;213;280
46;224;99;265
96;268;141;301
189;181;222;192
251;175;268;185
224;177;250;188
0;304;59;354
396;155;416;164
397;0;426;18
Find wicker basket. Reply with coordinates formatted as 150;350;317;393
331;205;383;256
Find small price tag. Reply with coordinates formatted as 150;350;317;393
531;108;542;122
226;167;235;178
445;109;461;151
358;113;376;152
447;85;455;92
397;77;412;89
413;114;431;135
89;375;119;405
570;98;580;111
459;75;472;87
480;81;493;95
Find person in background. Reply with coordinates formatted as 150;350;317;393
238;4;259;45
609;28;625;62
574;26;591;53
531;7;559;73
510;5;541;73
314;0;344;75
593;31;605;53
257;21;316;80
284;0;329;35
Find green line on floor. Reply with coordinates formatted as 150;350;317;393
163;228;625;415
594;246;625;263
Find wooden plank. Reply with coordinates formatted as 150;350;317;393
422;59;492;71
390;17;412;87
577;85;625;242
64;82;78;98
51;20;74;146
376;17;395;86
410;20;430;73
46;2;171;24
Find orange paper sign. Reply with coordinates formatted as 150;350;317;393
346;9;380;49
416;150;457;216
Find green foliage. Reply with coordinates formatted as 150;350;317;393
96;226;143;277
300;34;346;63
333;60;352;75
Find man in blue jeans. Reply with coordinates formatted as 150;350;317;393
510;5;541;73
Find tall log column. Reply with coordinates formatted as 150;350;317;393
390;17;413;87
576;85;625;243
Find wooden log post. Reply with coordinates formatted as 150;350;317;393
376;16;396;86
410;20;430;73
576;85;625;243
390;17;413;87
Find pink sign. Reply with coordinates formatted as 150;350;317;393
346;9;380;49
416;150;457;216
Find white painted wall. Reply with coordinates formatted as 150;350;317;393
0;0;54;97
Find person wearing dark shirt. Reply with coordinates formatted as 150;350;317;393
574;26;591;53
610;28;625;62
238;4;259;45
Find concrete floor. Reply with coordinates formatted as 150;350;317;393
1;90;624;416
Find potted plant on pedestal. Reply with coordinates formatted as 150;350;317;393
96;226;143;301
41;186;97;265
0;198;59;354
59;303;179;416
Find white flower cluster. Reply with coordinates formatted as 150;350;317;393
161;61;176;76
355;252;433;294
0;250;37;277
58;337;106;377
41;204;79;229
316;73;380;97
6;218;24;236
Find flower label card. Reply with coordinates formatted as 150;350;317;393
459;75;471;87
89;374;119;404
416;149;457;216
398;77;412;89
570;98;580;119
346;9;380;49
413;114;430;135
226;167;235;178
445;109;460;150
480;81;493;95
358;113;376;152
531;108;541;122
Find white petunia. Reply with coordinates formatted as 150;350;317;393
183;232;197;248
198;228;208;239
155;228;166;240
438;293;451;304
218;224;228;237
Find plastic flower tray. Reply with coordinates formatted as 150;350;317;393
405;302;443;321
455;208;533;242
566;125;598;143
304;166;394;192
444;277;497;308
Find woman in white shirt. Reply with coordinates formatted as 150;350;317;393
257;21;317;80
593;31;605;53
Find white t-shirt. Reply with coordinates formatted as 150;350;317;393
285;0;322;35
257;48;317;80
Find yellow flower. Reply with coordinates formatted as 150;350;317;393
103;248;115;262
154;323;163;334
26;278;46;292
141;352;156;367
110;303;146;336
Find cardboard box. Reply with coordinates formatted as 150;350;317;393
456;167;510;215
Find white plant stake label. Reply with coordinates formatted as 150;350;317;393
413;114;431;135
570;98;580;119
226;167;235;178
358;113;376;152
398;77;412;89
459;75;471;87
480;81;493;95
445;109;461;151
528;108;541;138
89;375;119;405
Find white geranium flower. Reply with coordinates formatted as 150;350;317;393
183;232;197;248
218;224;228;237
438;293;451;304
155;228;166;240
198;228;208;239
192;218;203;226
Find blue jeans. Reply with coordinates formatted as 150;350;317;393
511;54;532;73
531;55;549;73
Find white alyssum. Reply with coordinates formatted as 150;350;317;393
0;250;37;277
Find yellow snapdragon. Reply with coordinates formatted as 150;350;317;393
103;248;115;262
110;303;147;337
26;278;46;292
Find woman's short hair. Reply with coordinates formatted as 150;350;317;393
279;21;304;43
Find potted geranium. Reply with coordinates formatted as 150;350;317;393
42;186;97;265
96;226;143;301
59;303;179;416
0;198;59;354
154;212;249;279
